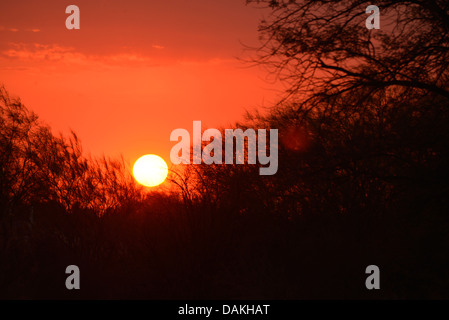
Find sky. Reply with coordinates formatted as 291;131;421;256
0;0;282;167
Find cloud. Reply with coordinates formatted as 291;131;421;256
152;44;165;50
2;43;78;61
0;27;41;32
0;43;160;68
0;43;233;74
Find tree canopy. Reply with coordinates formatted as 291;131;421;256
247;0;449;106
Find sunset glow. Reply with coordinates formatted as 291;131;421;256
0;0;280;165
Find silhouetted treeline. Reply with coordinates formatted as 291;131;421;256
1;0;449;299
0;86;143;215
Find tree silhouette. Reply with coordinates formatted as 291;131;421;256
235;1;449;217
247;0;449;106
0;86;43;213
0;86;142;217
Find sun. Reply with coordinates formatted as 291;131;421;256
133;154;168;187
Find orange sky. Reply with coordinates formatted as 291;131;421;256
0;0;282;166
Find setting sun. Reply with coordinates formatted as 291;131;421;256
133;154;168;187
